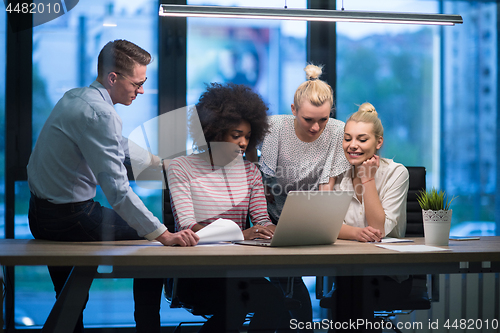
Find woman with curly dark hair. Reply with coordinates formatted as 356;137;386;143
165;82;288;332
172;82;275;237
189;82;270;155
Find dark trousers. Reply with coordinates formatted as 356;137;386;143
28;193;159;333
327;276;413;333
270;277;314;333
170;277;291;333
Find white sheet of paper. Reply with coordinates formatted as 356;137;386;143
376;244;451;252
369;237;414;244
381;237;414;243
195;218;244;244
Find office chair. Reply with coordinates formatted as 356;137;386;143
161;169;259;332
160;179;197;312
317;166;432;333
404;166;426;237
161;170;213;332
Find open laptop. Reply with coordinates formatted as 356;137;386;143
235;190;353;247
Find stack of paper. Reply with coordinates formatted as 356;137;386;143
195;218;244;244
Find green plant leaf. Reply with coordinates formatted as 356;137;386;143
416;188;457;211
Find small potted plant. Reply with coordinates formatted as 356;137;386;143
416;188;456;246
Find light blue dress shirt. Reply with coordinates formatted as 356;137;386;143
27;81;167;240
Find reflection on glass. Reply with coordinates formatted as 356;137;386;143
337;22;438;171
187;24;273;104
336;1;439;208
32;0;159;142
187;0;307;114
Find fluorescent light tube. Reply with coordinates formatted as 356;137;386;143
159;5;463;26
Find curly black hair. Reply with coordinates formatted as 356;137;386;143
190;82;269;151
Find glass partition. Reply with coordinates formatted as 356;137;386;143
10;0;499;329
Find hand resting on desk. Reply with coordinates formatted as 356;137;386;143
155;229;199;246
243;224;275;240
339;224;383;243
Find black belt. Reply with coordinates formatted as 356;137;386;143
31;192;93;210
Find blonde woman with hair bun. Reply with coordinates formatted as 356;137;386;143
255;64;350;332
323;102;411;332
336;101;409;241
258;64;349;221
357;101;376;112
292;64;334;118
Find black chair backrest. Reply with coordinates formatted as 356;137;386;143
405;166;426;237
162;164;176;233
163;188;176;233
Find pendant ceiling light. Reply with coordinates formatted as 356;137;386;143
159;5;463;26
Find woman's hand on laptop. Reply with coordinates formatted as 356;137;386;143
243;225;275;240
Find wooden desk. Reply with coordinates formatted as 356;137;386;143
1;237;499;332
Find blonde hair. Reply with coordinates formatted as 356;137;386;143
347;102;384;140
293;64;334;110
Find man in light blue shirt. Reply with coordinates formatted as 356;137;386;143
27;39;198;333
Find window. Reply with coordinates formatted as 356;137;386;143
16;0;166;329
8;0;499;330
336;0;498;235
187;0;307;115
442;1;498;236
336;0;440;184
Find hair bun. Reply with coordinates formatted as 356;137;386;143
358;102;377;115
304;64;323;81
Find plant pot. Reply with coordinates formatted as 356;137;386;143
422;209;452;246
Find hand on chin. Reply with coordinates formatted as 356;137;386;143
357;155;380;179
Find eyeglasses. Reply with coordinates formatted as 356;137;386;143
114;72;147;90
